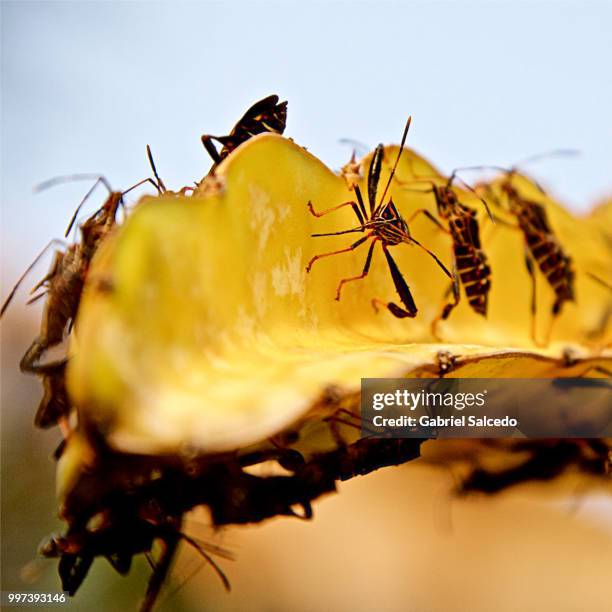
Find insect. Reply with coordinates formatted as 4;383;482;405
201;94;288;168
40;511;231;612
502;177;574;344
460;439;611;495
1;176;153;428
399;171;493;336
465;157;577;345
306;117;452;319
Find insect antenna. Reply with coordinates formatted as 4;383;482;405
1;239;66;317
35;174;114;238
338;138;370;158
122;177;161;197
449;164;508;175
63;177;114;237
34;173;113;194
451;149;579;196
377;116;412;208
524;153;577;195
447;171;494;221
513;149;579;168
146;145;167;193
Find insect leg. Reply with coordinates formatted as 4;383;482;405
28;250;63;296
523;248;541;346
25;291;49;306
307;200;365;225
178;532;231;592
480;210;519;245
585;272;612;292
406;208;449;233
311;227;366;237
1;239;66;317
140;521;182;612
570;363;612;378
408;236;452;279
335;239;377;301
58;551;94;596
201;135;222;165
543;296;566;348
371;246;418;318
34;361;69;429
431;260;461;340
19;339;68;373
306;235;369;273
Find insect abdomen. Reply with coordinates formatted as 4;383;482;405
526;233;575;312
454;244;491;316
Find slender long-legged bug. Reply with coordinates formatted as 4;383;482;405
457;153;578;344
501;175;574;343
306;117;452;318
397;171;493;337
201;94;288;168
1;176;153;428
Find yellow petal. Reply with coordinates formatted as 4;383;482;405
66;134;611;459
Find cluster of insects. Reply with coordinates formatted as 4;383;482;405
1;176;153;430
308;122;604;346
1;94;290;611
1;93;289;430
2;95;610;611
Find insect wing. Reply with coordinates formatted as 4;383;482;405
368;145;384;213
229;94;288;140
383;247;417;316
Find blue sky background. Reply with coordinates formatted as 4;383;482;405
2;0;611;290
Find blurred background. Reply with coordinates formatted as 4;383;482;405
1;1;611;610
